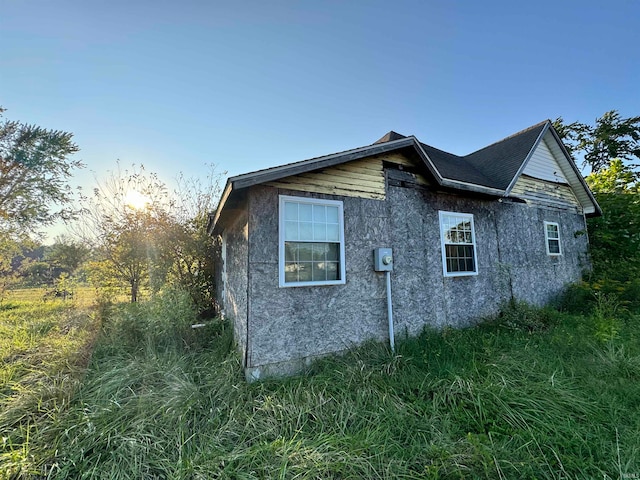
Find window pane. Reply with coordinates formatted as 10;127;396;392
446;258;454;273
548;239;560;254
298;263;312;282
313;223;327;241
313;204;326;222
465;258;475;271
312;243;326;261
327;206;339;223
443;234;476;274
327;243;339;261
284;263;298;282
285;243;297;262
284;202;298;221
298;245;313;261
299;204;313;221
285;221;298;241
312;262;327;281
326;223;339;241
299;222;313;240
326;262;339;280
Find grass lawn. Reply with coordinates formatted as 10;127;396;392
1;291;639;479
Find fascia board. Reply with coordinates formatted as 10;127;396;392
231;138;417;190
439;179;505;196
209;180;233;235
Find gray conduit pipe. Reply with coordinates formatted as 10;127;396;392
386;270;395;353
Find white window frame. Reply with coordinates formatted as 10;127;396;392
544;221;562;256
439;210;478;277
279;195;346;287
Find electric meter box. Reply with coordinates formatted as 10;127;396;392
374;248;393;272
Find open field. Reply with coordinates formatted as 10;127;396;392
5;286;145;306
5;286;96;306
2;292;640;479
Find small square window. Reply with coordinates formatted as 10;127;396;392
544;222;561;256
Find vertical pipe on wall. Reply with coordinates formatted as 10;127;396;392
386;270;395;353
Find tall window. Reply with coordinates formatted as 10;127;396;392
544;221;561;255
279;195;345;287
439;211;478;277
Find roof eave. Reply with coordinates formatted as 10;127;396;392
232;137;418;190
439;179;506;196
208;180;233;235
208;137;421;235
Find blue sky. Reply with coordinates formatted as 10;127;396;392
2;0;639;226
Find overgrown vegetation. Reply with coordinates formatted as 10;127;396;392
0;299;99;478
2;291;639;479
3;111;640;477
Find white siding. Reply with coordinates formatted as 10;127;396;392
542;131;597;215
511;175;581;212
522;138;568;183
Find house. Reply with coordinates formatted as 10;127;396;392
208;120;601;381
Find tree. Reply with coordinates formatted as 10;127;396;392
553;110;640;173
45;235;90;278
585;159;640;280
160;167;222;313
0;235;20;297
0;107;82;233
76;164;173;302
75;163;223;308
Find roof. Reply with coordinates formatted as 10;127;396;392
209;121;601;234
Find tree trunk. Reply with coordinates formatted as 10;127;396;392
130;281;138;303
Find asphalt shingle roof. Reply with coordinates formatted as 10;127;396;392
210;120;601;234
384;121;548;190
464;121;547;189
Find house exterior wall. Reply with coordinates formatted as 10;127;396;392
241;180;589;379
220;209;249;366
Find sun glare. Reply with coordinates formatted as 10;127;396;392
124;190;150;210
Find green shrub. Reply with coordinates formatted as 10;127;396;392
592;293;622;343
489;300;559;332
558;281;596;314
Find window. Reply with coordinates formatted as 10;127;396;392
544;221;561;255
439;211;478;276
279;195;346;287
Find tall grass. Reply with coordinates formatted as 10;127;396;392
0;299;99;479
3;292;640;479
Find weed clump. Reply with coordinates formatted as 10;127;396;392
488;300;559;332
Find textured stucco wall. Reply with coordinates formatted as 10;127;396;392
240;182;589;375
221;211;249;366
